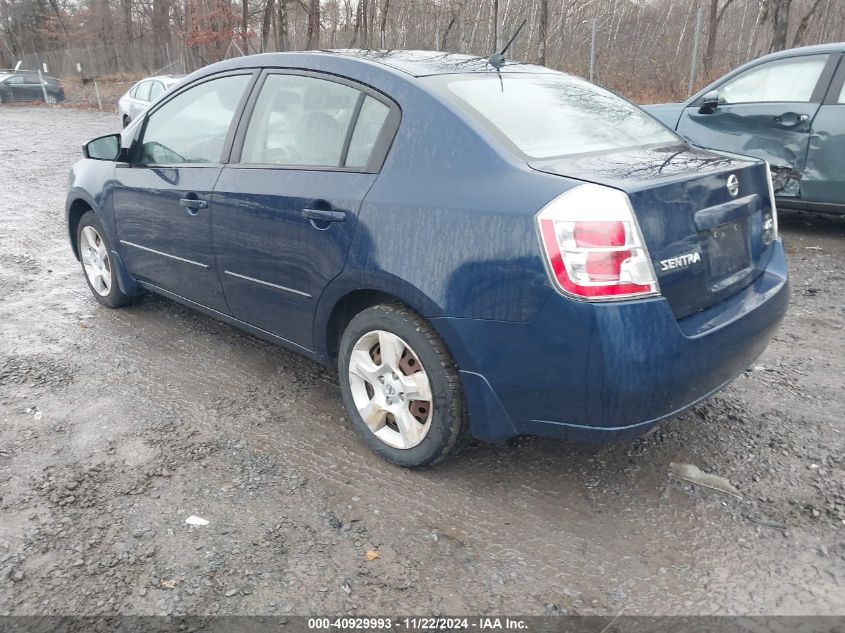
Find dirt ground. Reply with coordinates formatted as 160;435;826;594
0;105;843;617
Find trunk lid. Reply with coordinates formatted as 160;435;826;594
530;143;775;319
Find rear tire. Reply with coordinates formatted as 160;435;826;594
44;93;57;105
76;211;138;308
122;115;130;128
338;303;467;468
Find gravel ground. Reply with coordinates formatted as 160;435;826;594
0;105;843;616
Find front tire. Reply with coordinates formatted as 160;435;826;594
338;303;466;468
76;211;138;308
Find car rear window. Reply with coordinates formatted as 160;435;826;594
433;73;679;159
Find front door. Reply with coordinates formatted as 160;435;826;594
212;71;396;350
677;53;832;197
113;72;254;311
803;56;845;206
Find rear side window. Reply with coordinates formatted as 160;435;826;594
719;55;828;104
437;74;679;159
838;81;845;104
148;80;165;101
345;96;390;168
135;80;152;102
139;74;251;165
240;74;361;167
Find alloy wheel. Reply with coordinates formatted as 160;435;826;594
45;94;57;105
347;329;433;449
79;226;112;297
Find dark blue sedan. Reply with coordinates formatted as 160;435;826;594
66;50;789;467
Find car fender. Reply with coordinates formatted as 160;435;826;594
66;163;143;297
312;268;446;362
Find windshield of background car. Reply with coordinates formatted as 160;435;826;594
431;73;680;159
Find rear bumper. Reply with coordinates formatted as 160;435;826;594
433;240;789;443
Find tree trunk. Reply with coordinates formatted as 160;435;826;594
379;0;390;48
537;0;547;65
792;0;824;47
350;0;363;46
491;0;498;51
306;0;320;49
768;0;792;52
151;0;171;69
241;0;249;53
121;0;135;71
277;0;288;51
261;0;275;52
702;0;719;80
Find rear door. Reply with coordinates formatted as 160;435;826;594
211;70;399;350
677;53;834;197
113;72;255;311
131;80;152;119
803;54;845;206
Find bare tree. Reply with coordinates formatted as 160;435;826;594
703;0;736;80
306;0;320;48
537;0;547;65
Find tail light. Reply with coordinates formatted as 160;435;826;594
763;163;779;246
537;183;659;301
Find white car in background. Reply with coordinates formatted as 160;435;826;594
117;74;183;127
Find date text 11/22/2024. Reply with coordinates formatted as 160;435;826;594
307;617;529;630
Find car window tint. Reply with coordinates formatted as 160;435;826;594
139;74;250;165
240;74;360;167
149;80;165;101
6;76;24;85
135;80;152;102
720;55;828;104
345;96;390;168
439;74;679;159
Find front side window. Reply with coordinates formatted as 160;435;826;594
435;73;679;159
240;74;361;167
139;74;251;165
720;55;828;104
6;76;24;85
135;80;152;102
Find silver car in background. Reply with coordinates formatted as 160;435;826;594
117;74;183;127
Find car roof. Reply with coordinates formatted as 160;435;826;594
755;42;845;61
207;49;559;78
323;50;561;77
139;74;184;85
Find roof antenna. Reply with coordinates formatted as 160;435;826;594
488;20;527;70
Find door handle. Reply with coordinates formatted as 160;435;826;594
180;198;208;210
774;113;809;127
301;208;346;223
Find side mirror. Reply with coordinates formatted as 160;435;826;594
698;91;720;114
83;133;122;161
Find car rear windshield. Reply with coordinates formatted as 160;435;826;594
432;73;679;159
